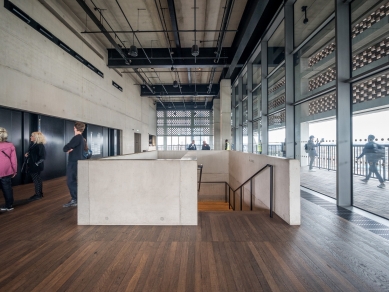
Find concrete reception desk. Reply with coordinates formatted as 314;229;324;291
77;155;198;225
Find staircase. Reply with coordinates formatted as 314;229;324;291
198;201;232;212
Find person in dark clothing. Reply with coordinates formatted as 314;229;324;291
225;139;230;150
357;134;385;188
63;122;85;207
188;140;197;150
25;132;46;201
202;141;210;150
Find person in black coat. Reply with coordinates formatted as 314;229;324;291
62;122;86;207
25;132;46;201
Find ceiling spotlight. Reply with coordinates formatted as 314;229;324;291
125;60;131;65
129;45;138;57
191;44;199;57
171;66;174;71
173;80;179;88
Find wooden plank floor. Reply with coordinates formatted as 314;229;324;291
1;177;389;291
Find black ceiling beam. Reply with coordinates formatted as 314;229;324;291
225;0;284;81
81;29;238;34
108;47;232;68
141;84;219;96
167;0;181;50
156;101;213;110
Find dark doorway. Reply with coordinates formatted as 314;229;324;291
134;133;141;153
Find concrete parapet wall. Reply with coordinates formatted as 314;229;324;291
78;159;197;225
103;151;158;160
229;152;300;225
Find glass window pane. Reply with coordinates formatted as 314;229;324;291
268;110;285;157
253;64;261;88
235;85;239;106
352;70;389;219
268;66;285;114
253;120;262;154
294;0;335;47
268;20;285;74
253;85;262;120
351;0;389;77
295;93;337;197
294;19;336;102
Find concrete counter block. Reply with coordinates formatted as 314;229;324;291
78;159;197;225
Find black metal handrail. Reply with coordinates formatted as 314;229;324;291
197;164;203;191
198;164;274;218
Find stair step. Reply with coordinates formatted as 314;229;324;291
198;201;232;212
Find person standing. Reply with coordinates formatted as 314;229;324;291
0;127;17;211
25;132;46;201
188;140;197;150
202;141;210;150
63;122;85;207
225;139;230;150
257;140;262;154
357;134;385;188
307;135;323;171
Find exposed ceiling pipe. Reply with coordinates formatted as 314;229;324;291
115;0;151;63
207;0;235;93
133;68;155;94
76;0;129;62
215;0;235;63
158;96;166;109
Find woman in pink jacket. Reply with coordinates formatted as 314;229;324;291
0;127;17;211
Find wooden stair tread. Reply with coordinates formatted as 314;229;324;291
198;201;232;212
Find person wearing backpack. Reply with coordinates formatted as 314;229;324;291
25;131;47;201
306;135;324;172
357;134;385;188
83;138;92;159
0;127;17;211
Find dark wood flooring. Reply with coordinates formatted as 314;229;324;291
1;177;389;291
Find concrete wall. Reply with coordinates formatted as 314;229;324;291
229;152;300;225
78;158;197;225
0;0;156;154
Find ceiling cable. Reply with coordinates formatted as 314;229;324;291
90;0;127;49
155;0;175;65
115;0;151;63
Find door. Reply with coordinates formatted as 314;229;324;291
134;133;141;153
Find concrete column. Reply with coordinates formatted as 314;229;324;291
220;79;231;150
213;99;221;150
261;41;268;154
285;2;295;159
336;0;352;206
247;64;253;153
